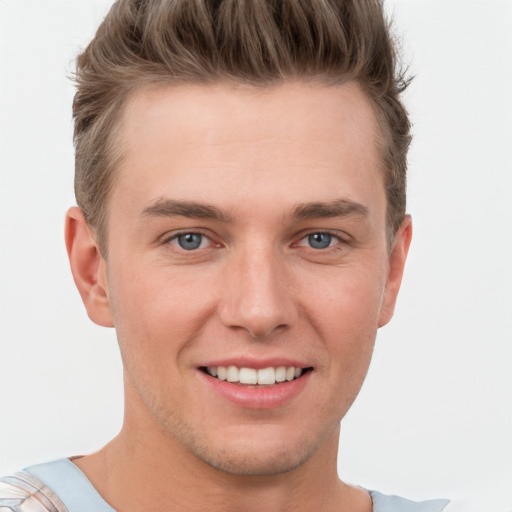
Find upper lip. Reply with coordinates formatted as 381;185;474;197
199;357;311;370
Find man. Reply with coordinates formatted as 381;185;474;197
0;0;450;510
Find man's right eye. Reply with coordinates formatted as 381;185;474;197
171;233;208;251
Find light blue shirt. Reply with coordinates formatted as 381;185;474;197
0;459;450;511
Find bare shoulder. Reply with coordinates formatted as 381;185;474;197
0;471;67;512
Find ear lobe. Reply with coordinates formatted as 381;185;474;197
378;215;413;328
65;206;114;328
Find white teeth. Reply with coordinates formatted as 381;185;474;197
257;367;276;385
239;367;257;384
275;366;286;382
226;365;239;383
206;365;306;385
217;366;227;381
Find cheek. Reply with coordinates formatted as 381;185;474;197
305;263;386;338
302;264;384;393
106;260;216;359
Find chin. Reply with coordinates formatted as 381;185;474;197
170;420;336;477
194;441;314;476
129;374;342;477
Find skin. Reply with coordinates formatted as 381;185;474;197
65;81;412;512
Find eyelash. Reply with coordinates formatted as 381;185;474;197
295;230;347;250
163;230;218;251
162;230;349;253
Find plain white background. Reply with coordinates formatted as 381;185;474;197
0;1;511;510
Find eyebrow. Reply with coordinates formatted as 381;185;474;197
141;198;368;223
141;199;231;222
292;199;369;221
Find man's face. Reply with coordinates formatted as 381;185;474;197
97;82;408;475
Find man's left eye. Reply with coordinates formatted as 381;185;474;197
296;232;341;250
307;233;334;249
171;233;208;250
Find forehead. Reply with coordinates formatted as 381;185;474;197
112;81;384;223
121;81;379;161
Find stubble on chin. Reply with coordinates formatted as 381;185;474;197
155;402;340;477
123;360;344;478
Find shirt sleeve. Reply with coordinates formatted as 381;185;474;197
0;471;68;512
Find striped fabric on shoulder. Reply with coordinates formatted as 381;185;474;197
0;471;67;512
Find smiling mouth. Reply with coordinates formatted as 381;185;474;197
200;365;312;386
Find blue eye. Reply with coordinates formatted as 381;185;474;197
176;233;204;250
307;233;332;249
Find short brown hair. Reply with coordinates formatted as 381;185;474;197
73;0;411;251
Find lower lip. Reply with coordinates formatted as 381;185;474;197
198;370;312;409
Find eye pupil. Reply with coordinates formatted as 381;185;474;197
308;233;332;249
178;233;203;250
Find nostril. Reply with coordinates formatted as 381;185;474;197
217;266;299;338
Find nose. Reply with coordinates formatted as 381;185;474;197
218;245;298;338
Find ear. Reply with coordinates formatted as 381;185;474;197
65;207;114;327
378;215;413;328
